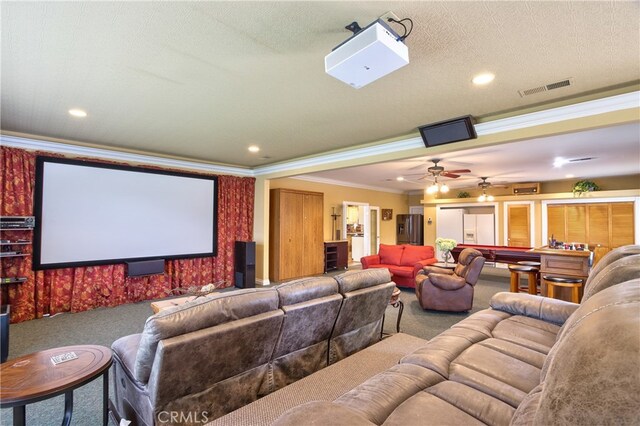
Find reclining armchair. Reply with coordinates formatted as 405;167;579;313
415;248;485;312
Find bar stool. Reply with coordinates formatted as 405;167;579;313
517;261;541;294
508;264;539;295
543;275;583;303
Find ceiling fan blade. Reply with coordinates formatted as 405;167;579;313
446;169;471;174
442;172;461;179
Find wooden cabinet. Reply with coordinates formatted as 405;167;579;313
324;241;348;273
547;202;634;250
270;188;324;282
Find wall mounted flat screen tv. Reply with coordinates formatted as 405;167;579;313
33;156;218;270
418;115;477;147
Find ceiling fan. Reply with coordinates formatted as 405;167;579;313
477;177;508;189
477;177;508;202
414;159;472;181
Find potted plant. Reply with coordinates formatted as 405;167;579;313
435;238;457;266
572;180;599;196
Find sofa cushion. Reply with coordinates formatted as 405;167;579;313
378;244;403;266
386;265;414;278
384;381;515;426
334;363;443;424
400;245;434;266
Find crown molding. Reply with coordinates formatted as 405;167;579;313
254;137;423;176
0;134;254;176
255;91;639;176
291;175;406;194
475;91;640;135
2;91;637;179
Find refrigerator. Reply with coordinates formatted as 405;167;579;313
396;214;424;245
463;214;495;245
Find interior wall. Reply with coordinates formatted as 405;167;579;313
421;173;640;249
269;178;410;245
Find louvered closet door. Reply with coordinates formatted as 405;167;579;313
611;202;634;247
547;205;566;242
546;202;635;249
566;204;587;243
587;204;609;248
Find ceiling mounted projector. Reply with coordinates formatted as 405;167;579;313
325;19;409;89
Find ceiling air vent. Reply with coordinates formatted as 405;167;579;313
518;78;574;97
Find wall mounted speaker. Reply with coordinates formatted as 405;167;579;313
418;115;477;147
234;241;256;288
126;259;165;277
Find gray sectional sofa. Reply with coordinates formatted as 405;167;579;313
113;246;640;425
111;269;395;425
271;246;640;425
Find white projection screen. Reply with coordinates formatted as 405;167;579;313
33;157;217;269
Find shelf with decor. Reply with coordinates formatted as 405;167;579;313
0;217;35;306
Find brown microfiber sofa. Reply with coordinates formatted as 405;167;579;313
110;268;394;425
272;245;640;425
361;244;437;289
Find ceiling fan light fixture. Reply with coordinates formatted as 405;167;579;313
440;183;449;193
477;194;486;202
487;195;495;201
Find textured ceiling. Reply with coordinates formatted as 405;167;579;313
2;1;639;168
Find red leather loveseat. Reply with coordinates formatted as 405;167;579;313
361;244;437;289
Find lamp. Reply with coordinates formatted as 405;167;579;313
477;190;494;202
425;177;449;195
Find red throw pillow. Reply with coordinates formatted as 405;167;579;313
400;245;434;266
378;244;404;265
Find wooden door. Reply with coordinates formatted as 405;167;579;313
507;205;530;247
302;193;324;276
279;190;304;280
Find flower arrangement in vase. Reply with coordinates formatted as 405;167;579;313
435;238;457;266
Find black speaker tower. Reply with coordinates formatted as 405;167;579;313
234;241;256;288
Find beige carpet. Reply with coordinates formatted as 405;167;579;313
209;333;428;426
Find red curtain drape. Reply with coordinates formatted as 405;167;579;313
0;146;255;323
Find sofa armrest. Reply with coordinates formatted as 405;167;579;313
360;255;381;269
413;258;438;277
429;274;467;291
112;333;143;381
490;292;579;325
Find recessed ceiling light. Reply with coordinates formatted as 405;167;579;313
553;157;569;168
396;176;404;181
472;73;495;85
68;109;87;118
248;145;260;153
565;174;575;178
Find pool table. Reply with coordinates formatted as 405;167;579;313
451;244;540;265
